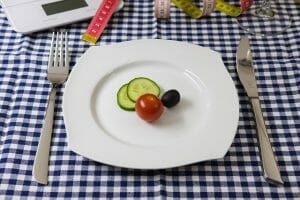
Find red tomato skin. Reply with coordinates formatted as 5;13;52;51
135;94;164;122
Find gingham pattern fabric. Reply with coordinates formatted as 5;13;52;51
0;0;299;199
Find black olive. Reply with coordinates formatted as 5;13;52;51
161;89;180;108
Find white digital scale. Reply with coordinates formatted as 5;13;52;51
0;0;124;34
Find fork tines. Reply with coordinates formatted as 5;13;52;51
48;32;69;68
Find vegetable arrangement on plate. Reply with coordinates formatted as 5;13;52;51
117;77;180;122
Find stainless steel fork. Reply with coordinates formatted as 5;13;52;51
33;32;69;185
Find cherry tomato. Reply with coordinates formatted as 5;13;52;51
135;94;164;122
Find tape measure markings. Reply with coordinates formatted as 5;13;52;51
82;0;254;43
171;0;202;19
172;0;253;18
171;0;216;19
82;0;120;44
202;0;216;16
155;0;171;19
215;0;241;17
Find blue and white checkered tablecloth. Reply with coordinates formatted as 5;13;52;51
0;0;299;199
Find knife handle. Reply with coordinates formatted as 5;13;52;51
250;98;283;185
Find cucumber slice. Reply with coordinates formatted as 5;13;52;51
117;84;135;111
127;77;160;102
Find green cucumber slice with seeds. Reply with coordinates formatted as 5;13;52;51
117;84;135;111
127;77;160;102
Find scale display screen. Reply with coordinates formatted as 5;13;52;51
42;0;88;16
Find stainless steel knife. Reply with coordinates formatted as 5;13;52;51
236;36;283;186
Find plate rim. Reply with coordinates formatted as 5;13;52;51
63;39;239;169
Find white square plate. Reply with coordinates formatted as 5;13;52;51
62;39;239;169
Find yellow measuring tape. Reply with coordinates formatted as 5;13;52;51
171;0;253;18
215;0;253;16
170;0;216;19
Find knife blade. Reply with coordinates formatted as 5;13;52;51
236;36;283;186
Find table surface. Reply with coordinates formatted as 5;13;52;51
0;0;299;199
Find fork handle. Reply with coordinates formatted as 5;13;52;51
33;86;57;185
250;97;283;186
